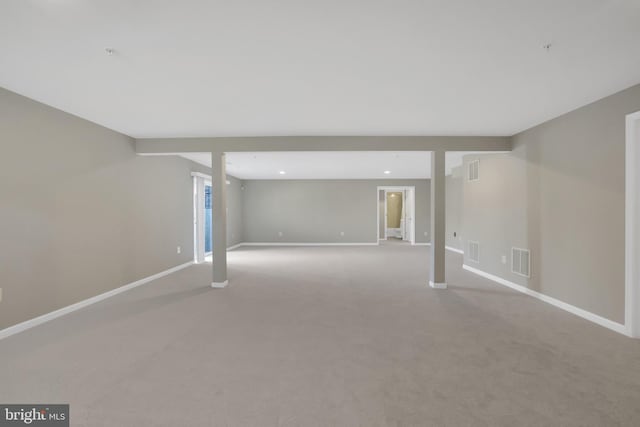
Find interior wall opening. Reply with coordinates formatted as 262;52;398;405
377;186;415;245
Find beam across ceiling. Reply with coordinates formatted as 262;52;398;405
135;135;512;154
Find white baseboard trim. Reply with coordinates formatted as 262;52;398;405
462;264;628;336
233;242;434;248
446;246;464;254
429;281;448;289
211;280;229;288
240;242;379;246
0;261;194;341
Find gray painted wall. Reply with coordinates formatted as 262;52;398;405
461;83;640;324
226;175;244;247
445;167;463;251
242;180;431;244
461;152;529;281
0;88;209;330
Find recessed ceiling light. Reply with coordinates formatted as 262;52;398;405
384;170;391;174
105;47;114;55
279;171;286;175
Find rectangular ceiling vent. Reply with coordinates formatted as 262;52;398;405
468;241;480;263
512;247;531;278
468;159;479;182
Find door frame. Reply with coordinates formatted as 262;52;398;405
192;172;212;263
626;111;640;338
382;190;405;240
377;186;416;245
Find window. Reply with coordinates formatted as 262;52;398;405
512;247;530;277
468;159;479;181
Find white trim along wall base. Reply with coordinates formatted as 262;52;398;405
240;242;379;247
231;242;460;249
0;261;194;341
211;280;229;288
429;281;448;289
462;264;627;336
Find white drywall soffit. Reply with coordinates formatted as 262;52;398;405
1;1;639;137
179;151;503;179
183;151;432;179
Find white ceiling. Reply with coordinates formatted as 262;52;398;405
1;1;639;138
180;151;482;179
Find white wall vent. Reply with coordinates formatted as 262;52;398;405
512;247;531;278
468;159;479;182
468;241;480;263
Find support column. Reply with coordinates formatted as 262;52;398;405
430;150;447;289
211;151;228;288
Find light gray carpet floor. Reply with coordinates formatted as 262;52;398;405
1;245;639;426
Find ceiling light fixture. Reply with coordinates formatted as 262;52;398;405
384;170;391;174
279;171;286;175
105;47;115;55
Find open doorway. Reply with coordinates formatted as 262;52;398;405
377;186;415;245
